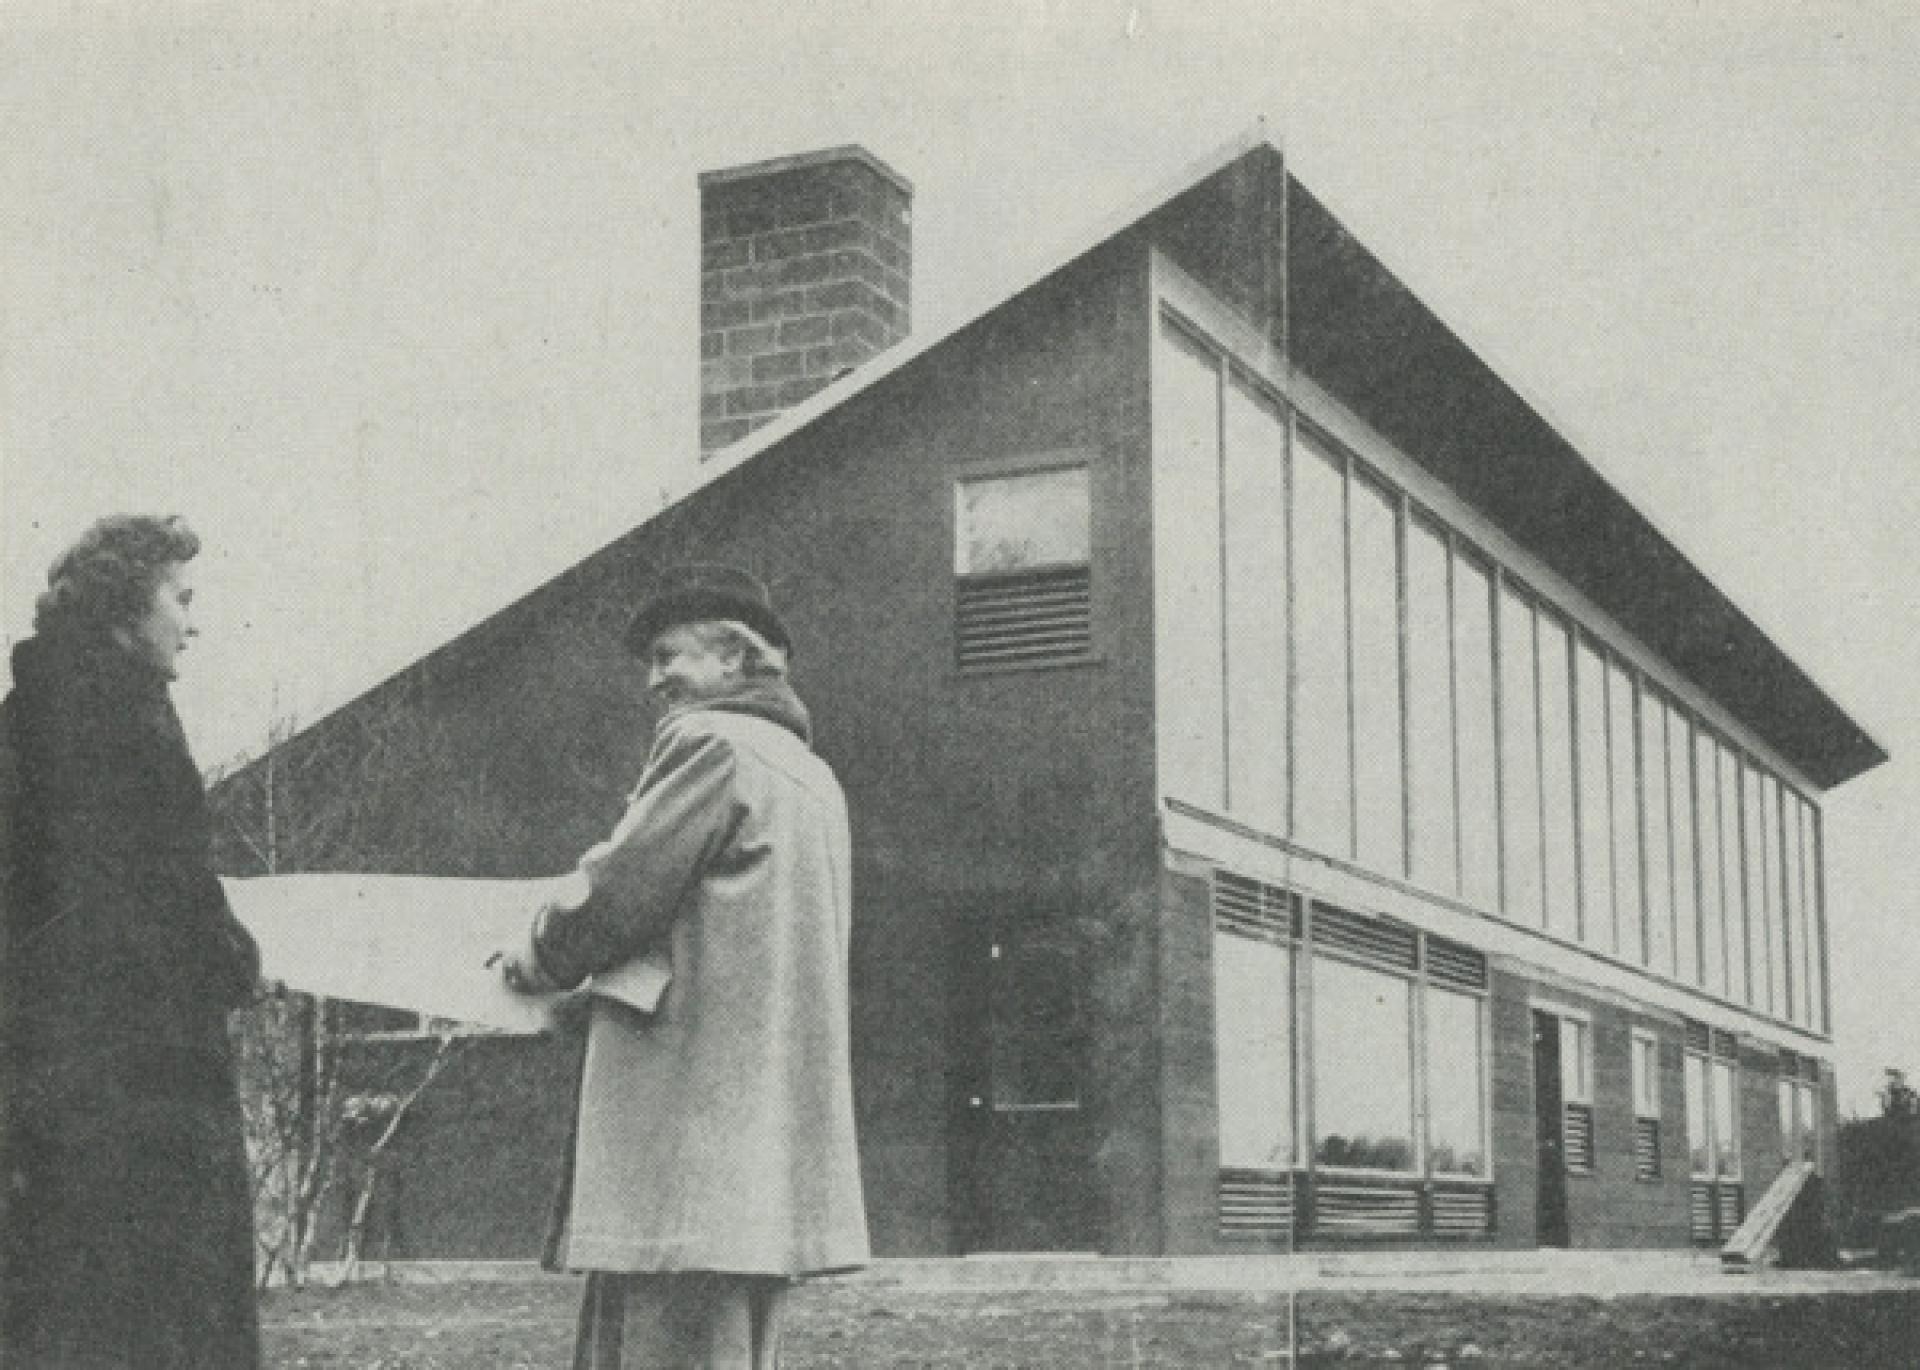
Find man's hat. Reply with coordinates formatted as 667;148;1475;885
622;563;792;657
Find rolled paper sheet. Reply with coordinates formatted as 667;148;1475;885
223;872;667;1031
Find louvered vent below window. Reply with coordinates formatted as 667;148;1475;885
1431;1184;1495;1238
1214;872;1301;944
1562;1102;1595;1172
1690;1181;1715;1243
1716;1182;1744;1234
1426;937;1488;992
1311;905;1418;973
1219;1169;1294;1240
956;566;1092;669
1634;1117;1661;1180
1314;1179;1421;1236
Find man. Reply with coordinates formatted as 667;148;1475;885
498;564;867;1369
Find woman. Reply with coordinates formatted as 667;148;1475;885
2;515;263;1368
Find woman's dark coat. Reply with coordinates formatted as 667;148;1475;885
2;630;262;1369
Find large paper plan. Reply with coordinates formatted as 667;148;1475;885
223;873;580;1032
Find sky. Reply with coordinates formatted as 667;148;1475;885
3;1;1917;1112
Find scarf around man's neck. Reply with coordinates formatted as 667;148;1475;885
662;677;812;746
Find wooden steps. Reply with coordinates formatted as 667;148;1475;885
1721;1161;1816;1271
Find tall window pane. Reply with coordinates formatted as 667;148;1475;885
1153;322;1225;808
1351;475;1404;876
1704;736;1735;990
1641;693;1673;974
1779;1076;1816;1164
1575;639;1614;953
1559;1017;1592;1102
1801;800;1825;1033
1670;713;1699;986
1538;613;1577;941
1427;989;1485;1175
1800;801;1818;1031
1695;730;1725;996
1720;743;1750;1005
1743;763;1770;1013
1214;934;1293;1169
1609;661;1642;962
1686;1052;1711;1175
1711;1058;1741;1177
1293;435;1351;856
1632;1033;1661;1118
1763;774;1788;1017
1223;374;1289;835
1455;555;1499;910
1499;586;1543;926
1782;786;1806;1027
1407;519;1457;893
1312;956;1414;1171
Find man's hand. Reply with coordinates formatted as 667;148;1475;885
488;948;538;995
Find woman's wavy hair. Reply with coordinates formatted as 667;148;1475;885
34;515;201;638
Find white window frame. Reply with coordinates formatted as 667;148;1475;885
953;458;1092;578
1537;1001;1595;1175
1777;1061;1819;1168
1687;1028;1743;1182
1308;946;1421;1179
1211;928;1297;1173
1631;1029;1661;1121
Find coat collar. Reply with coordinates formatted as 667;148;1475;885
661;678;812;746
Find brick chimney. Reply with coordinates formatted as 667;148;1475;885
699;146;912;454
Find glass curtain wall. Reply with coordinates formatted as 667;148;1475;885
1153;309;1827;1031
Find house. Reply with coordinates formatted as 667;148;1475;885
211;134;1885;1260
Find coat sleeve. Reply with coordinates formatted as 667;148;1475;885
524;718;739;992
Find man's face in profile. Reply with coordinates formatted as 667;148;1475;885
644;623;743;711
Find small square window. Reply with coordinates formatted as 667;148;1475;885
955;466;1090;576
954;464;1093;671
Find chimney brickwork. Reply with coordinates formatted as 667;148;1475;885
699;146;912;454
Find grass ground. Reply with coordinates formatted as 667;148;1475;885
262;1278;1920;1368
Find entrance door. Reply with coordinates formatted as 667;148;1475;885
954;917;1092;1251
1532;1010;1571;1247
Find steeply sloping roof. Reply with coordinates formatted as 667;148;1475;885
260;130;1884;791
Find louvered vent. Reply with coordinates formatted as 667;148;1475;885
1634;1117;1661;1180
1563;1102;1595;1172
1219;1169;1294;1240
1431;1183;1495;1238
1691;1181;1715;1243
1427;937;1488;992
1711;1029;1740;1060
956;566;1092;669
1314;1179;1421;1235
1716;1182;1745;1234
1684;1020;1711;1054
1311;905;1418;973
1214;872;1301;944
1800;1055;1820;1084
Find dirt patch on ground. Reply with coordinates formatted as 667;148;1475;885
262;1279;1920;1367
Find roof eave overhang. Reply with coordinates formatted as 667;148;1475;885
1144;143;1885;791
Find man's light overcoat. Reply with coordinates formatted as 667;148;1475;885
524;683;868;1277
